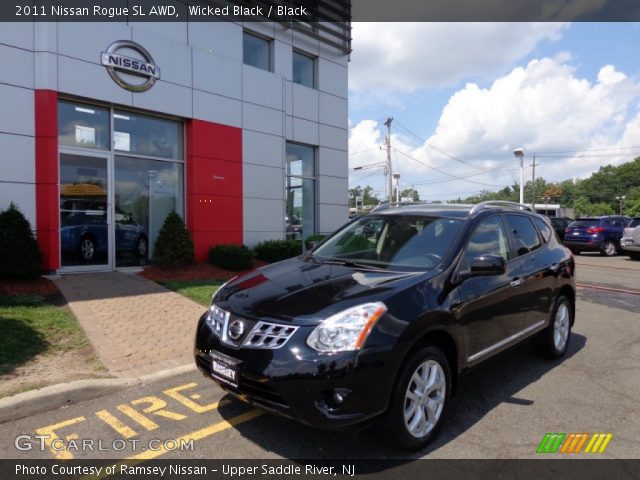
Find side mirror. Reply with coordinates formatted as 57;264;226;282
469;254;506;276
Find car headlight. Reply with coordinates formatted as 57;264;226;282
307;302;388;352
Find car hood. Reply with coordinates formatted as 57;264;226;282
213;257;427;326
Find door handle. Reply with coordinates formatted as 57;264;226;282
510;278;523;287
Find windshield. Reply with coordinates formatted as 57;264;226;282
312;214;463;271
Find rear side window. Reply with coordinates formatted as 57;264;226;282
506;215;542;256
533;217;553;242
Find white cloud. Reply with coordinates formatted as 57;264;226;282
349;57;640;200
349;22;568;92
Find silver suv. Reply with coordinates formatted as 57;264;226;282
620;217;640;260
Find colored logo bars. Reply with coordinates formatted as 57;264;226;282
537;433;613;454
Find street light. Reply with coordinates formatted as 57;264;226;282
513;148;525;205
615;195;626;215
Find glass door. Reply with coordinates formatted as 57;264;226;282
59;151;112;270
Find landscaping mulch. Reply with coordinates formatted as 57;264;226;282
139;261;269;282
0;277;59;297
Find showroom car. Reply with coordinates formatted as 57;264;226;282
195;201;576;450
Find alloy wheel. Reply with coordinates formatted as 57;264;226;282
553;303;570;351
403;360;446;438
81;238;95;260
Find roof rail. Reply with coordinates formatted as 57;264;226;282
469;201;534;215
371;201;428;212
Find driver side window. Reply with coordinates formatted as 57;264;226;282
463;216;510;268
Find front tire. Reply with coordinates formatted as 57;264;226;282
79;235;96;261
533;295;573;359
383;346;451;450
601;240;617;256
135;235;148;258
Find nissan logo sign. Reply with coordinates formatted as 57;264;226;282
228;320;245;341
101;40;160;92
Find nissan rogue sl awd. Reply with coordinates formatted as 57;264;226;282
195;201;576;450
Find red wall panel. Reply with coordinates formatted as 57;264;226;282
186;119;243;261
34;90;59;271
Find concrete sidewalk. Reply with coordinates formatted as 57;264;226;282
53;272;205;378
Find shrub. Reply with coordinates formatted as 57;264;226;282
304;234;327;250
0;203;42;280
254;239;302;263
153;211;195;268
209;244;253;271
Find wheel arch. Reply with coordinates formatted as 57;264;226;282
400;328;460;396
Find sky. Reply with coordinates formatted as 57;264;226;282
347;22;640;202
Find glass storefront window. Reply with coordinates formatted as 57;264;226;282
286;142;316;240
114;156;184;267
58;101;110;150
113;111;184;160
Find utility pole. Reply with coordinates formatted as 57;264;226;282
531;154;537;210
384;117;393;204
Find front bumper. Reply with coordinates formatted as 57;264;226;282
194;313;393;430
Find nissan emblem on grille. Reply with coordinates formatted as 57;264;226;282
228;319;245;340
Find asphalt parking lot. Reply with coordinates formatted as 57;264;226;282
1;254;639;461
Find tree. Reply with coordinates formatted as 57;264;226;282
394;188;420;201
0;203;42;279
152;211;195;268
349;185;380;208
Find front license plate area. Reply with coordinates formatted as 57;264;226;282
210;350;240;388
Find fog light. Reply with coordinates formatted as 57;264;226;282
332;391;344;405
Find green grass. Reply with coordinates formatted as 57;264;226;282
158;279;225;306
0;294;87;375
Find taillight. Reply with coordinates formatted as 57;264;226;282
586;227;605;234
564;227;570;233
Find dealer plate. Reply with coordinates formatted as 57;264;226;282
209;350;240;388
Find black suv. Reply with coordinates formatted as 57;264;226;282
195;201;575;450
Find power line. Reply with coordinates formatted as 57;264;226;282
393;120;499;173
392;147;508;188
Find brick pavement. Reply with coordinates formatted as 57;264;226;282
53;272;206;378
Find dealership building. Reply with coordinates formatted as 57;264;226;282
0;15;350;272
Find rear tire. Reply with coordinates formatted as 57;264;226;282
382;346;451;450
601;241;617;256
533;295;573;359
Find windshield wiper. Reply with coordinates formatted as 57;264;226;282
320;258;386;271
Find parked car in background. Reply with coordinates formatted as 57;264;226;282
61;209;147;262
196;201;575;450
549;217;573;241
620;217;640;260
563;215;631;256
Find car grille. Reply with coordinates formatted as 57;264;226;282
207;306;298;350
242;321;299;349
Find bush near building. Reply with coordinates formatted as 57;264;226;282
0;203;42;280
254;239;302;263
304;234;327;250
153;211;195;269
209;244;253;271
